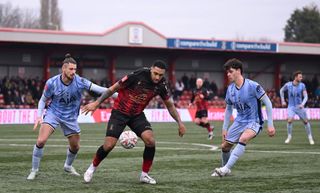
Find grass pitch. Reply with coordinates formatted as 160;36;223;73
0;121;319;193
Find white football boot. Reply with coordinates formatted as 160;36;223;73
140;173;156;184
83;169;95;183
208;131;214;140
284;135;292;144
27;169;39;180
64;165;80;176
211;167;231;177
308;137;315;145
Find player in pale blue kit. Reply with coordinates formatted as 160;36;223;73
280;71;314;145
211;58;275;177
27;54;108;180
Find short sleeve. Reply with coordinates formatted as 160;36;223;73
118;71;137;88
159;82;170;101
281;83;288;92
253;82;265;99
301;83;306;91
78;77;92;90
225;86;232;105
202;88;210;99
43;79;53;98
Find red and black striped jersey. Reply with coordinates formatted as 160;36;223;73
191;87;209;111
114;68;170;116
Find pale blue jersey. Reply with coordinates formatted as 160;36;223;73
225;79;265;124
281;82;306;107
43;74;92;121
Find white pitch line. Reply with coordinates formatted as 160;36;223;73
0;143;212;151
0;138;219;150
1;139;320;155
247;150;320;155
0;138;103;142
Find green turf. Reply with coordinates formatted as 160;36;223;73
0;121;319;193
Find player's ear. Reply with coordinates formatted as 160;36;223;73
62;63;68;70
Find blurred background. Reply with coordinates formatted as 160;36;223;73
0;0;319;115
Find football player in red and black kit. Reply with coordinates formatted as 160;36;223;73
191;78;214;140
81;60;186;185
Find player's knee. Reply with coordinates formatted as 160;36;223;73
239;138;249;144
103;141;116;151
287;119;293;123
36;138;47;147
221;143;232;152
221;146;231;152
143;137;155;147
70;144;80;152
201;118;208;123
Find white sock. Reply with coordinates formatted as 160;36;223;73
305;123;313;137
32;145;44;171
225;143;246;170
88;163;96;172
141;171;148;176
221;166;229;173
64;148;77;167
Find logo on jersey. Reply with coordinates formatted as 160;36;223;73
44;84;48;91
129;93;148;104
256;85;262;93
59;95;77;104
235;102;250;111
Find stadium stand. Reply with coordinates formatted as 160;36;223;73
1;75;319;109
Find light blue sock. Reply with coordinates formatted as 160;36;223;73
287;122;293;136
32;145;44;171
225;143;246;170
221;150;231;167
64;148;77;167
304;122;312;137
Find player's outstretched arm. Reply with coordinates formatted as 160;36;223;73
163;98;186;137
81;82;120;115
90;83;108;95
261;94;276;137
33;94;48;131
90;83;118;98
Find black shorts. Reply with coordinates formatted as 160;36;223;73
195;110;208;119
106;109;152;138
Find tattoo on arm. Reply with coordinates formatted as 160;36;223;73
165;99;181;123
96;82;120;105
97;87;116;104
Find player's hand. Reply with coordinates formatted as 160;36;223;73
298;104;304;109
178;123;186;137
33;117;42;131
81;101;99;115
281;101;286;107
222;130;227;141
267;126;276;137
200;94;204;99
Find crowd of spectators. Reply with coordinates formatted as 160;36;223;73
1;75;319;109
0;76;44;108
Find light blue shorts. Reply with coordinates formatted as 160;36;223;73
288;106;308;121
43;111;80;137
226;121;262;144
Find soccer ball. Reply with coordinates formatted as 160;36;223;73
119;130;138;149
